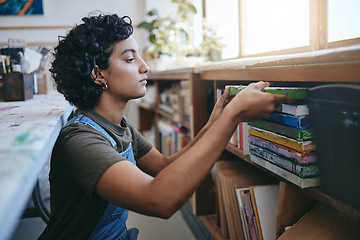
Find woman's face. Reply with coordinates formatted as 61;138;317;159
100;36;150;102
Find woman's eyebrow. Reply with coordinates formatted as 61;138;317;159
120;48;136;56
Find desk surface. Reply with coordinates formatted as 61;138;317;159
0;91;73;240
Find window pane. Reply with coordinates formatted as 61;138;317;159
206;0;239;59
328;0;360;42
241;0;309;56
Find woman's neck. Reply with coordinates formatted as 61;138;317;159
93;96;127;126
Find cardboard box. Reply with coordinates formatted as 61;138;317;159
2;73;33;101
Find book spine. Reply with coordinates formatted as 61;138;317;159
264;112;312;129
248;120;315;141
243;123;250;155
226;86;310;99
250;154;320;188
236;189;251;240
248;135;317;164
249;187;263;240
248;126;316;152
263;88;309;99
243;192;260;240
249;144;319;178
275;103;309;116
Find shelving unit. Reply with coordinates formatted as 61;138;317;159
139;44;360;239
138;68;215;216
197;45;360;239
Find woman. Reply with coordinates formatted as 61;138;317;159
44;13;293;240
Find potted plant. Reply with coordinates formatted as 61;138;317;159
137;0;197;60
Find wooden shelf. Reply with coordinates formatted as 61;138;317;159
138;102;155;111
225;144;360;222
141;46;360;240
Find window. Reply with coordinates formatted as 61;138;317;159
328;0;360;43
240;0;309;56
204;0;239;59
203;0;360;59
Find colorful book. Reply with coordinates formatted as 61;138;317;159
226;85;309;100
248;135;317;165
249;144;319;178
249;126;316;152
275;103;309;117
264;112;312;129
248;120;315;141
250;154;320;188
236;188;251;240
249;184;280;240
243;191;260;240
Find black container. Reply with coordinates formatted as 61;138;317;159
308;84;360;211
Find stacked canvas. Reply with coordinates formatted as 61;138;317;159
226;85;320;188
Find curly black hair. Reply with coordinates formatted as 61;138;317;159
50;13;133;110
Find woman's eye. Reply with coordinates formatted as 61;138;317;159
126;58;135;63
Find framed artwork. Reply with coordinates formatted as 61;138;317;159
0;0;43;15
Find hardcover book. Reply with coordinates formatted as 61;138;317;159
250;154;320;188
236;188;252;240
275;103;309;117
249;144;319;178
243;191;260;240
264;112;312;129
249;184;280;240
248;135;317;165
226;85;310;100
249;126;317;152
248;120;315;141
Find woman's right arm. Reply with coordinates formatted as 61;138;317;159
95;81;294;218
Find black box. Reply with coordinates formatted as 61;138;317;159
308;84;360;211
2;73;34;101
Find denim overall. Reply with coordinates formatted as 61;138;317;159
67;114;139;240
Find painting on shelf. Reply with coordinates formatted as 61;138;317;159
0;0;43;15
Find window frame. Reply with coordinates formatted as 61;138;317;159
203;0;360;58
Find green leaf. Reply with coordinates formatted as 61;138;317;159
148;9;159;17
149;34;157;43
187;3;197;13
137;22;152;32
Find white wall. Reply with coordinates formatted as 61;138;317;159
0;0;148;48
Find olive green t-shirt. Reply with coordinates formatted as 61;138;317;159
46;110;153;240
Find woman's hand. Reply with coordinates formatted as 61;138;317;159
206;87;230;127
226;81;294;123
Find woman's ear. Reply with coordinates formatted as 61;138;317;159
91;66;108;91
91;66;105;86
90;65;99;80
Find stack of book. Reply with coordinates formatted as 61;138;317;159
157;120;190;157
159;81;189;122
226;85;319;188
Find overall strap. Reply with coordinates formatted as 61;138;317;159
66;114;117;149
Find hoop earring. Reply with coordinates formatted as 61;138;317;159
102;83;108;91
